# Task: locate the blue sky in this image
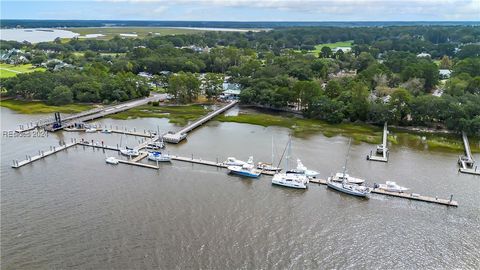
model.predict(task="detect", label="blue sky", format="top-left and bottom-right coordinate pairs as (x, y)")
top-left (2, 0), bottom-right (480, 21)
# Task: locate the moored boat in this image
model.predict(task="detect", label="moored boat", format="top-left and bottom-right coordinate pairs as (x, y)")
top-left (105, 156), bottom-right (119, 165)
top-left (228, 156), bottom-right (261, 178)
top-left (148, 151), bottom-right (171, 162)
top-left (327, 180), bottom-right (371, 197)
top-left (286, 159), bottom-right (319, 178)
top-left (329, 172), bottom-right (365, 184)
top-left (224, 157), bottom-right (247, 166)
top-left (120, 147), bottom-right (139, 157)
top-left (85, 127), bottom-right (97, 133)
top-left (271, 137), bottom-right (309, 189)
top-left (375, 181), bottom-right (409, 193)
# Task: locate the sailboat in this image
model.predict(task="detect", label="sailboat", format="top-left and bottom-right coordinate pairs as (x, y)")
top-left (327, 139), bottom-right (371, 197)
top-left (271, 136), bottom-right (309, 189)
top-left (228, 156), bottom-right (262, 178)
top-left (257, 136), bottom-right (281, 172)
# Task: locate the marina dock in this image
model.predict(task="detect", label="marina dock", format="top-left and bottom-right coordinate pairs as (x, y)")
top-left (367, 122), bottom-right (389, 162)
top-left (10, 139), bottom-right (459, 207)
top-left (15, 93), bottom-right (166, 133)
top-left (458, 131), bottom-right (479, 175)
top-left (309, 179), bottom-right (458, 207)
top-left (11, 141), bottom-right (79, 168)
top-left (163, 100), bottom-right (239, 144)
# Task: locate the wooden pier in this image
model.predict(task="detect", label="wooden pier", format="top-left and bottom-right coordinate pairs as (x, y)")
top-left (367, 122), bottom-right (389, 162)
top-left (11, 141), bottom-right (79, 168)
top-left (309, 179), bottom-right (458, 207)
top-left (163, 100), bottom-right (239, 144)
top-left (15, 93), bottom-right (166, 133)
top-left (458, 131), bottom-right (479, 175)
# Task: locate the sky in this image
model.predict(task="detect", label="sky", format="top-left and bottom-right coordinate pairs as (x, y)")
top-left (1, 0), bottom-right (480, 21)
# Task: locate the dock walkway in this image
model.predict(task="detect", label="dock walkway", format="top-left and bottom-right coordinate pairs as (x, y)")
top-left (163, 100), bottom-right (239, 143)
top-left (11, 141), bottom-right (78, 168)
top-left (367, 122), bottom-right (389, 162)
top-left (458, 131), bottom-right (479, 175)
top-left (309, 179), bottom-right (458, 207)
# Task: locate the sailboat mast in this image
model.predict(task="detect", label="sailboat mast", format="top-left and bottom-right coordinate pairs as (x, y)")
top-left (286, 136), bottom-right (291, 171)
top-left (271, 136), bottom-right (274, 165)
top-left (342, 139), bottom-right (352, 178)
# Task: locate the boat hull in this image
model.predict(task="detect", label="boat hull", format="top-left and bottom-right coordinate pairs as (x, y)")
top-left (228, 167), bottom-right (261, 178)
top-left (327, 181), bottom-right (369, 197)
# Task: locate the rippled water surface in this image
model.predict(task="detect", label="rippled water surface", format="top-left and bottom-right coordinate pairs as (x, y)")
top-left (1, 107), bottom-right (479, 269)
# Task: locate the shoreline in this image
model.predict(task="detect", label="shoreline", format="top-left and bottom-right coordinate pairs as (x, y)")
top-left (2, 99), bottom-right (478, 153)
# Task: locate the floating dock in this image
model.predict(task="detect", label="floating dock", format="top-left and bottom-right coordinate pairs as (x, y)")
top-left (309, 179), bottom-right (458, 207)
top-left (367, 122), bottom-right (389, 162)
top-left (163, 100), bottom-right (239, 144)
top-left (11, 141), bottom-right (79, 168)
top-left (458, 131), bottom-right (479, 175)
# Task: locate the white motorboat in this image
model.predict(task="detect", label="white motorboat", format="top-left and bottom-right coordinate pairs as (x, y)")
top-left (286, 159), bottom-right (319, 178)
top-left (228, 159), bottom-right (261, 178)
top-left (376, 144), bottom-right (388, 154)
top-left (105, 156), bottom-right (119, 165)
top-left (148, 151), bottom-right (171, 162)
top-left (224, 157), bottom-right (247, 166)
top-left (375, 181), bottom-right (409, 193)
top-left (271, 137), bottom-right (309, 189)
top-left (85, 128), bottom-right (97, 133)
top-left (120, 147), bottom-right (139, 157)
top-left (101, 129), bottom-right (112, 134)
top-left (146, 140), bottom-right (165, 150)
top-left (329, 172), bottom-right (365, 184)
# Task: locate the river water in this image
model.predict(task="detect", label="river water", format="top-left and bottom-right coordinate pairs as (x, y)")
top-left (1, 107), bottom-right (479, 269)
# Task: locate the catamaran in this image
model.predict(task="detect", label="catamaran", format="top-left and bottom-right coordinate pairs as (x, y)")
top-left (271, 137), bottom-right (309, 189)
top-left (148, 151), bottom-right (171, 162)
top-left (228, 156), bottom-right (261, 178)
top-left (327, 139), bottom-right (371, 197)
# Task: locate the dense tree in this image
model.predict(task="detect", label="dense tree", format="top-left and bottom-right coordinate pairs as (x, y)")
top-left (47, 85), bottom-right (73, 105)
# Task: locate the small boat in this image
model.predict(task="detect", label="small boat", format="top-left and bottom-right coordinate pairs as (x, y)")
top-left (85, 128), bottom-right (97, 133)
top-left (286, 159), bottom-right (319, 178)
top-left (148, 151), bottom-right (171, 162)
top-left (257, 136), bottom-right (281, 172)
top-left (327, 180), bottom-right (371, 197)
top-left (271, 137), bottom-right (309, 189)
top-left (376, 145), bottom-right (388, 154)
top-left (228, 163), bottom-right (261, 178)
top-left (375, 181), bottom-right (409, 193)
top-left (224, 157), bottom-right (247, 166)
top-left (257, 162), bottom-right (281, 172)
top-left (101, 129), bottom-right (112, 134)
top-left (329, 172), bottom-right (365, 184)
top-left (120, 147), bottom-right (139, 157)
top-left (146, 140), bottom-right (165, 150)
top-left (105, 156), bottom-right (119, 165)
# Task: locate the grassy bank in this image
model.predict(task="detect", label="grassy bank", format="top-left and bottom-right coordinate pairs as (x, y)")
top-left (68, 27), bottom-right (207, 40)
top-left (216, 112), bottom-right (480, 153)
top-left (0, 99), bottom-right (94, 114)
top-left (106, 103), bottom-right (212, 126)
top-left (0, 63), bottom-right (45, 78)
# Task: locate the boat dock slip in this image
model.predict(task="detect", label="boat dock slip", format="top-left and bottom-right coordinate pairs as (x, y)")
top-left (118, 160), bottom-right (159, 170)
top-left (367, 122), bottom-right (389, 162)
top-left (458, 131), bottom-right (480, 175)
top-left (309, 179), bottom-right (458, 207)
top-left (11, 141), bottom-right (79, 168)
top-left (170, 155), bottom-right (277, 176)
top-left (131, 152), bottom-right (148, 162)
top-left (163, 100), bottom-right (239, 144)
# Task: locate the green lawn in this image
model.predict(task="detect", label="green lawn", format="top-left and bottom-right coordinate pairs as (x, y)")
top-left (68, 27), bottom-right (207, 40)
top-left (310, 41), bottom-right (353, 54)
top-left (0, 99), bottom-right (94, 114)
top-left (0, 63), bottom-right (45, 78)
top-left (215, 112), bottom-right (479, 153)
top-left (107, 103), bottom-right (212, 126)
